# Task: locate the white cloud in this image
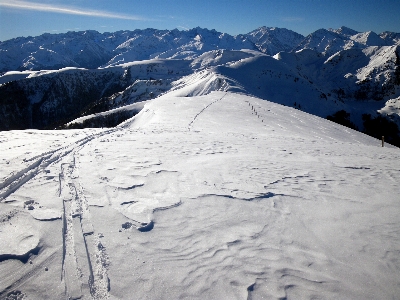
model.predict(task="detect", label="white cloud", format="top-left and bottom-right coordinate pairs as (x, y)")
top-left (0, 0), bottom-right (147, 21)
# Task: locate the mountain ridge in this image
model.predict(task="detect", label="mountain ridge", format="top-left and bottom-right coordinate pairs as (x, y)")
top-left (1, 26), bottom-right (400, 146)
top-left (2, 26), bottom-right (399, 72)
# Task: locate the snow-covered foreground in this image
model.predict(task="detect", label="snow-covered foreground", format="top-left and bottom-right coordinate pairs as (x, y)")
top-left (1, 92), bottom-right (400, 299)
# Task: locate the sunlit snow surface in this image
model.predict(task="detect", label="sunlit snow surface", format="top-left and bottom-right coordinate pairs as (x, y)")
top-left (1, 92), bottom-right (400, 299)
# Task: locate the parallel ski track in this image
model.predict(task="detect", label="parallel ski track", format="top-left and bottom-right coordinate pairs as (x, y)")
top-left (0, 128), bottom-right (117, 299)
top-left (0, 128), bottom-right (118, 201)
top-left (60, 151), bottom-right (110, 299)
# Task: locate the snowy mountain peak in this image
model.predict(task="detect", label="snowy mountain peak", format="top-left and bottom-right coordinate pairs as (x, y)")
top-left (294, 28), bottom-right (344, 54)
top-left (329, 26), bottom-right (359, 37)
top-left (246, 26), bottom-right (304, 55)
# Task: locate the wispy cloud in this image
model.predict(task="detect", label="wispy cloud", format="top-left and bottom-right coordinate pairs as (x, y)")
top-left (0, 0), bottom-right (147, 21)
top-left (177, 26), bottom-right (189, 31)
top-left (282, 17), bottom-right (305, 22)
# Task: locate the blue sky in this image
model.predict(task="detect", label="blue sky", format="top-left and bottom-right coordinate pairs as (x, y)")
top-left (0, 0), bottom-right (399, 41)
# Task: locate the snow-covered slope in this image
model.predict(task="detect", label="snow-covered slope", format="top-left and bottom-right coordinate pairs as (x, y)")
top-left (350, 31), bottom-right (388, 47)
top-left (294, 28), bottom-right (349, 55)
top-left (276, 45), bottom-right (400, 100)
top-left (190, 49), bottom-right (259, 70)
top-left (1, 92), bottom-right (399, 299)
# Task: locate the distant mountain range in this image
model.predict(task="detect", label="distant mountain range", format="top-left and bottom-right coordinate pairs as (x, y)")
top-left (0, 26), bottom-right (399, 145)
top-left (1, 26), bottom-right (399, 72)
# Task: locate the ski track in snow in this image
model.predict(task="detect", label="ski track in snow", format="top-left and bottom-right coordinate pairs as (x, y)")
top-left (1, 128), bottom-right (118, 299)
top-left (60, 151), bottom-right (110, 299)
top-left (1, 92), bottom-right (400, 299)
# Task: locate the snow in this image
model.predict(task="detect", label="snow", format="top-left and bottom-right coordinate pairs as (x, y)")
top-left (356, 46), bottom-right (399, 83)
top-left (1, 91), bottom-right (400, 299)
top-left (378, 96), bottom-right (400, 127)
top-left (66, 100), bottom-right (149, 127)
top-left (190, 49), bottom-right (258, 70)
top-left (0, 209), bottom-right (39, 257)
top-left (0, 71), bottom-right (35, 85)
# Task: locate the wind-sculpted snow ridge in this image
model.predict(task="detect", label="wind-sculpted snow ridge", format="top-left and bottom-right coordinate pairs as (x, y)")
top-left (1, 92), bottom-right (400, 299)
